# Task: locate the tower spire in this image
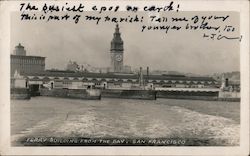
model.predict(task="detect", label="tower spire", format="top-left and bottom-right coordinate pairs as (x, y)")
top-left (115, 24), bottom-right (119, 33)
top-left (111, 24), bottom-right (123, 51)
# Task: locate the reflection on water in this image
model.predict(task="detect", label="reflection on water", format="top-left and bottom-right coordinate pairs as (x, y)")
top-left (11, 97), bottom-right (240, 145)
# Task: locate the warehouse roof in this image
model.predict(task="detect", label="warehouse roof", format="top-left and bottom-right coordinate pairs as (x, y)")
top-left (21, 70), bottom-right (216, 82)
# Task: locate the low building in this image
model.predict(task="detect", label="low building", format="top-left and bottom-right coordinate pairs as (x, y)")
top-left (19, 70), bottom-right (219, 93)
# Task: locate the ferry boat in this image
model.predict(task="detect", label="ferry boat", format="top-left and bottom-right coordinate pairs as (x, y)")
top-left (40, 82), bottom-right (101, 100)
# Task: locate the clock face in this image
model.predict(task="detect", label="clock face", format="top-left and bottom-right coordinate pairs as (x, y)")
top-left (115, 54), bottom-right (122, 62)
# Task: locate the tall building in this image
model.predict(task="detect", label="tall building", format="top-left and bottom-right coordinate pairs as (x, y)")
top-left (11, 43), bottom-right (45, 76)
top-left (110, 24), bottom-right (124, 73)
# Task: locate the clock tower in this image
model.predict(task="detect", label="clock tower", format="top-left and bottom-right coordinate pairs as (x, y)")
top-left (110, 24), bottom-right (124, 73)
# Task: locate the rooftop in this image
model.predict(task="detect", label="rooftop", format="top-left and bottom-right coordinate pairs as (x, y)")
top-left (11, 54), bottom-right (46, 59)
top-left (21, 70), bottom-right (217, 82)
top-left (15, 43), bottom-right (24, 48)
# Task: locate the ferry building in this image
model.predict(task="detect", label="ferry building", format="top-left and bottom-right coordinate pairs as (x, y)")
top-left (11, 25), bottom-right (222, 97)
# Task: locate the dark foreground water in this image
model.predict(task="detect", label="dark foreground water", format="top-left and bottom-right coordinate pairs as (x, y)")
top-left (11, 97), bottom-right (240, 146)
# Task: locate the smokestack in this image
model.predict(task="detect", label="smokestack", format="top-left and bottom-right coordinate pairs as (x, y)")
top-left (225, 78), bottom-right (229, 87)
top-left (139, 67), bottom-right (143, 86)
top-left (147, 66), bottom-right (149, 76)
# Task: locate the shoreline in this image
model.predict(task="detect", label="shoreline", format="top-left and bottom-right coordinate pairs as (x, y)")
top-left (11, 88), bottom-right (240, 102)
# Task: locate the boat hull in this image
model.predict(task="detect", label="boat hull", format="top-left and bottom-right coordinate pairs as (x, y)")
top-left (40, 88), bottom-right (101, 100)
top-left (11, 88), bottom-right (31, 100)
top-left (156, 90), bottom-right (219, 101)
top-left (102, 89), bottom-right (156, 100)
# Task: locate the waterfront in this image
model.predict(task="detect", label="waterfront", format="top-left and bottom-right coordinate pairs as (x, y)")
top-left (11, 97), bottom-right (240, 146)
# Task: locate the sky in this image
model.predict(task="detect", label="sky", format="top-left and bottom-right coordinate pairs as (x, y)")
top-left (11, 11), bottom-right (240, 75)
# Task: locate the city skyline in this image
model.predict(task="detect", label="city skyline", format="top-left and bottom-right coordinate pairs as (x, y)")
top-left (11, 11), bottom-right (240, 75)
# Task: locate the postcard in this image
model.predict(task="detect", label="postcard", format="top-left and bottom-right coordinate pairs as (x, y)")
top-left (0, 0), bottom-right (249, 155)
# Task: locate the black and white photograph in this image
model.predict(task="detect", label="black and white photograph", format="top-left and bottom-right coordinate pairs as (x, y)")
top-left (0, 0), bottom-right (249, 155)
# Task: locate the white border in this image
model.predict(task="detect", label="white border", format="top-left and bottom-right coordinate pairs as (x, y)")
top-left (0, 1), bottom-right (249, 155)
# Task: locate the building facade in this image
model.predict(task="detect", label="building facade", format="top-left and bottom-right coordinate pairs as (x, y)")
top-left (110, 24), bottom-right (124, 73)
top-left (22, 70), bottom-right (220, 91)
top-left (11, 43), bottom-right (45, 76)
